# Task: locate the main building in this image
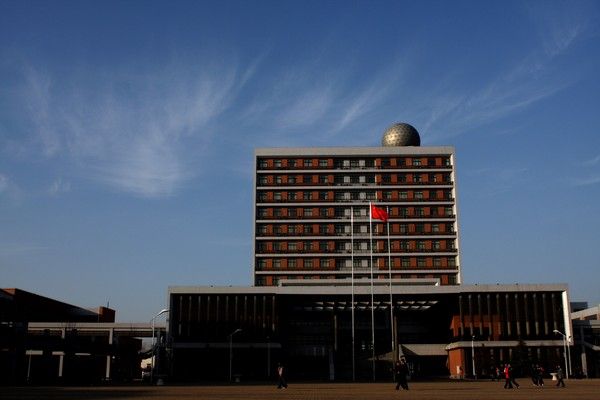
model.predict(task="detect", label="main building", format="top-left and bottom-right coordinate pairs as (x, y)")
top-left (253, 123), bottom-right (459, 287)
top-left (167, 123), bottom-right (572, 382)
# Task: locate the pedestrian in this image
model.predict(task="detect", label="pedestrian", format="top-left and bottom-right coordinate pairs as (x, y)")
top-left (531, 364), bottom-right (539, 386)
top-left (555, 365), bottom-right (565, 388)
top-left (509, 364), bottom-right (520, 388)
top-left (503, 364), bottom-right (513, 389)
top-left (276, 362), bottom-right (287, 389)
top-left (395, 358), bottom-right (409, 390)
top-left (537, 365), bottom-right (545, 387)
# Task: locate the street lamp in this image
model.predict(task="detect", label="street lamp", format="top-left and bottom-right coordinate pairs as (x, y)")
top-left (151, 308), bottom-right (169, 384)
top-left (553, 329), bottom-right (569, 379)
top-left (229, 328), bottom-right (242, 382)
top-left (471, 336), bottom-right (476, 379)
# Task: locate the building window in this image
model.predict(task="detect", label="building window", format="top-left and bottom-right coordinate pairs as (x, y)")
top-left (432, 224), bottom-right (440, 233)
top-left (417, 240), bottom-right (426, 250)
top-left (417, 258), bottom-right (426, 267)
top-left (288, 242), bottom-right (297, 251)
top-left (413, 174), bottom-right (422, 183)
top-left (319, 159), bottom-right (328, 167)
top-left (259, 160), bottom-right (268, 169)
top-left (433, 240), bottom-right (441, 250)
top-left (288, 176), bottom-right (296, 184)
top-left (444, 207), bottom-right (453, 216)
top-left (258, 193), bottom-right (267, 202)
top-left (304, 259), bottom-right (313, 268)
top-left (321, 259), bottom-right (330, 268)
top-left (398, 174), bottom-right (407, 183)
top-left (399, 224), bottom-right (408, 234)
top-left (274, 259), bottom-right (281, 268)
top-left (383, 191), bottom-right (392, 200)
top-left (413, 158), bottom-right (421, 166)
top-left (274, 192), bottom-right (282, 201)
top-left (304, 208), bottom-right (313, 217)
top-left (303, 225), bottom-right (313, 234)
top-left (289, 159), bottom-right (297, 168)
top-left (275, 176), bottom-right (282, 184)
top-left (448, 257), bottom-right (456, 267)
top-left (288, 259), bottom-right (296, 268)
top-left (320, 191), bottom-right (328, 200)
top-left (259, 176), bottom-right (268, 185)
top-left (415, 207), bottom-right (425, 217)
top-left (416, 223), bottom-right (425, 233)
top-left (399, 191), bottom-right (408, 200)
top-left (401, 258), bottom-right (410, 267)
top-left (320, 175), bottom-right (328, 184)
top-left (320, 208), bottom-right (328, 217)
top-left (400, 241), bottom-right (409, 250)
top-left (304, 159), bottom-right (313, 167)
top-left (288, 192), bottom-right (296, 200)
top-left (415, 191), bottom-right (423, 200)
top-left (274, 160), bottom-right (282, 168)
top-left (288, 209), bottom-right (297, 218)
top-left (258, 225), bottom-right (268, 235)
top-left (434, 258), bottom-right (442, 267)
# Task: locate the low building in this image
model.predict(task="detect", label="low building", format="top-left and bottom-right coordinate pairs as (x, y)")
top-left (168, 283), bottom-right (571, 381)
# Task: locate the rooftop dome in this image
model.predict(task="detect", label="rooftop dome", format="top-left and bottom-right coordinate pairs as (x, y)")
top-left (381, 123), bottom-right (421, 146)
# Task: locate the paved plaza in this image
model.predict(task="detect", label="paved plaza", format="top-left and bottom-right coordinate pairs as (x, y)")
top-left (2, 380), bottom-right (600, 400)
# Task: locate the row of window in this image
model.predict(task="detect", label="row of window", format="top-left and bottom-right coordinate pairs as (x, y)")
top-left (256, 206), bottom-right (455, 218)
top-left (257, 222), bottom-right (455, 235)
top-left (258, 190), bottom-right (453, 202)
top-left (256, 273), bottom-right (457, 286)
top-left (255, 256), bottom-right (457, 269)
top-left (257, 173), bottom-right (453, 186)
top-left (257, 239), bottom-right (455, 251)
top-left (258, 157), bottom-right (452, 170)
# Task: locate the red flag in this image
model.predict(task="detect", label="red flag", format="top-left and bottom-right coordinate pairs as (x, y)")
top-left (370, 204), bottom-right (389, 222)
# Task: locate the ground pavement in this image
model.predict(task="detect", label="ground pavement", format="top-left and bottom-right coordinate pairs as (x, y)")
top-left (2, 380), bottom-right (599, 400)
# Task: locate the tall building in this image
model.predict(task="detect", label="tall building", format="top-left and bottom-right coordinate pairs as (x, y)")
top-left (253, 123), bottom-right (460, 287)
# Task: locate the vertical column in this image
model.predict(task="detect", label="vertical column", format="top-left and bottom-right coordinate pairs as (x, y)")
top-left (468, 294), bottom-right (474, 337)
top-left (106, 328), bottom-right (113, 381)
top-left (533, 294), bottom-right (540, 335)
top-left (59, 328), bottom-right (66, 379)
top-left (486, 294), bottom-right (493, 339)
top-left (505, 294), bottom-right (511, 337)
top-left (524, 294), bottom-right (530, 337)
top-left (458, 295), bottom-right (464, 338)
top-left (477, 294), bottom-right (483, 336)
top-left (496, 294), bottom-right (502, 338)
top-left (551, 293), bottom-right (558, 332)
top-left (542, 294), bottom-right (549, 335)
top-left (514, 294), bottom-right (521, 337)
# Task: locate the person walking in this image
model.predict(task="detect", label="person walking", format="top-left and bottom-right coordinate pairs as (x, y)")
top-left (503, 364), bottom-right (513, 389)
top-left (509, 364), bottom-right (520, 388)
top-left (395, 358), bottom-right (409, 390)
top-left (537, 365), bottom-right (545, 387)
top-left (276, 362), bottom-right (287, 389)
top-left (555, 365), bottom-right (565, 388)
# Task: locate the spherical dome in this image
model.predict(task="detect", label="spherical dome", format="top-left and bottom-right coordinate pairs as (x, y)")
top-left (381, 123), bottom-right (421, 146)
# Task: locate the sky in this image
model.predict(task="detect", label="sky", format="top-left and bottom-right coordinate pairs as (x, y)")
top-left (1, 0), bottom-right (599, 322)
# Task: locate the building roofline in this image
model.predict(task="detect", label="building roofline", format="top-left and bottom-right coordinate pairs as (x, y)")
top-left (255, 146), bottom-right (454, 156)
top-left (168, 283), bottom-right (568, 296)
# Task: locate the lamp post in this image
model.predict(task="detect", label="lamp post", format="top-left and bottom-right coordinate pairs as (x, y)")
top-left (553, 329), bottom-right (569, 379)
top-left (471, 335), bottom-right (476, 379)
top-left (229, 328), bottom-right (242, 382)
top-left (151, 308), bottom-right (169, 384)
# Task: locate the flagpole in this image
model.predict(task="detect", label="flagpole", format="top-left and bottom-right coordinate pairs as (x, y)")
top-left (387, 206), bottom-right (394, 362)
top-left (351, 206), bottom-right (355, 382)
top-left (369, 201), bottom-right (375, 381)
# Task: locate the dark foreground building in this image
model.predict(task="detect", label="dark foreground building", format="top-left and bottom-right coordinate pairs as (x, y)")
top-left (0, 288), bottom-right (162, 384)
top-left (168, 285), bottom-right (572, 381)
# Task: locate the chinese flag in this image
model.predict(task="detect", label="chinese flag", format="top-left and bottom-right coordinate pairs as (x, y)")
top-left (371, 204), bottom-right (389, 222)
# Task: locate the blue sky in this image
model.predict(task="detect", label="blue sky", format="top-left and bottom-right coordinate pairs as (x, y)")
top-left (1, 0), bottom-right (599, 321)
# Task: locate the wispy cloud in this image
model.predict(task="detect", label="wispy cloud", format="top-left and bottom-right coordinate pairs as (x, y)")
top-left (422, 10), bottom-right (588, 141)
top-left (571, 175), bottom-right (600, 187)
top-left (17, 58), bottom-right (258, 198)
top-left (48, 178), bottom-right (71, 196)
top-left (581, 154), bottom-right (600, 166)
top-left (0, 243), bottom-right (50, 255)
